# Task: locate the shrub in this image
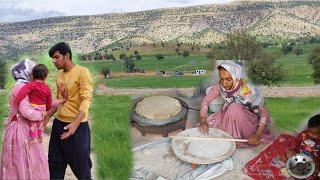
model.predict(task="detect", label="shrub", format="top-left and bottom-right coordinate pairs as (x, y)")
top-left (182, 51), bottom-right (190, 57)
top-left (101, 66), bottom-right (111, 79)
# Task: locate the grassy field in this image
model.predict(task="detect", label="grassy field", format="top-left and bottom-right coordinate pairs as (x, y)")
top-left (91, 95), bottom-right (132, 179)
top-left (2, 42), bottom-right (319, 89)
top-left (275, 53), bottom-right (314, 86)
top-left (266, 97), bottom-right (320, 131)
top-left (80, 54), bottom-right (209, 73)
top-left (104, 75), bottom-right (208, 88)
top-left (0, 91), bottom-right (8, 145)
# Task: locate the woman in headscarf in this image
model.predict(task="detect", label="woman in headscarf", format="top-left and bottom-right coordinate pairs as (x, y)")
top-left (0, 59), bottom-right (49, 179)
top-left (199, 61), bottom-right (273, 147)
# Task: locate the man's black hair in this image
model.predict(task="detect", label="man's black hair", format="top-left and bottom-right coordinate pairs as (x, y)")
top-left (32, 64), bottom-right (48, 80)
top-left (308, 114), bottom-right (320, 129)
top-left (48, 42), bottom-right (72, 60)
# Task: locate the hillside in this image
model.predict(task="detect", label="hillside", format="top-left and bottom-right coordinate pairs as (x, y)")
top-left (0, 0), bottom-right (320, 57)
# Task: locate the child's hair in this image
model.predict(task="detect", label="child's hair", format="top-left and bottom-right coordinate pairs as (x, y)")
top-left (308, 114), bottom-right (320, 129)
top-left (32, 64), bottom-right (48, 80)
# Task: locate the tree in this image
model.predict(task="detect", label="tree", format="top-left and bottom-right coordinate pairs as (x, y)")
top-left (134, 50), bottom-right (139, 55)
top-left (308, 46), bottom-right (320, 84)
top-left (108, 54), bottom-right (116, 60)
top-left (156, 54), bottom-right (164, 61)
top-left (182, 51), bottom-right (190, 57)
top-left (175, 48), bottom-right (180, 54)
top-left (247, 52), bottom-right (285, 86)
top-left (101, 66), bottom-right (111, 79)
top-left (224, 31), bottom-right (262, 61)
top-left (0, 60), bottom-right (7, 89)
top-left (281, 43), bottom-right (294, 56)
top-left (119, 53), bottom-right (126, 60)
top-left (135, 54), bottom-right (142, 60)
top-left (161, 41), bottom-right (165, 48)
top-left (94, 54), bottom-right (102, 60)
top-left (293, 47), bottom-right (303, 56)
top-left (124, 57), bottom-right (135, 72)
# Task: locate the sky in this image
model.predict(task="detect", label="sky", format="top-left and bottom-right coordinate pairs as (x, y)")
top-left (0, 0), bottom-right (234, 22)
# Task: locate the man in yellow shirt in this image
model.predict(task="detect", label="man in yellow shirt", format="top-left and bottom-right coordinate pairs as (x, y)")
top-left (48, 42), bottom-right (93, 179)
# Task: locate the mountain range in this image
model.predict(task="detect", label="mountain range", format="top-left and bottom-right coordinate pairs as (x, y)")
top-left (0, 0), bottom-right (320, 57)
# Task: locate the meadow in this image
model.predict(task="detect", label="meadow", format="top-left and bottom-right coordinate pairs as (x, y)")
top-left (0, 42), bottom-right (320, 179)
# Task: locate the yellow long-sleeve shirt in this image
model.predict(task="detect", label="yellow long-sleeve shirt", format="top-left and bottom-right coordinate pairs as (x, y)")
top-left (56, 64), bottom-right (93, 122)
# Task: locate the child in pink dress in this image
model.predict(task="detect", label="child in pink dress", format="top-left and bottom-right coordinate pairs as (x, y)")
top-left (14, 64), bottom-right (52, 143)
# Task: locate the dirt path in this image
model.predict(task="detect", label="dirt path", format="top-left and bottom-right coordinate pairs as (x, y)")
top-left (95, 84), bottom-right (320, 97)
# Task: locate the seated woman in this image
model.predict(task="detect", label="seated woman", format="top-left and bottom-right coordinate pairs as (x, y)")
top-left (199, 61), bottom-right (273, 146)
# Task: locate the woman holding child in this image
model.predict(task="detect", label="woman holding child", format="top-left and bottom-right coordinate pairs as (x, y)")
top-left (0, 59), bottom-right (49, 179)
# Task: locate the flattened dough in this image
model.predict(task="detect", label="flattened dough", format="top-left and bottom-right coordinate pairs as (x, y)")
top-left (188, 140), bottom-right (231, 158)
top-left (135, 96), bottom-right (181, 120)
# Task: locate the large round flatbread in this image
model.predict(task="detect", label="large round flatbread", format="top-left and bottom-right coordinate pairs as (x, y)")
top-left (188, 140), bottom-right (232, 158)
top-left (135, 96), bottom-right (181, 120)
top-left (171, 128), bottom-right (236, 164)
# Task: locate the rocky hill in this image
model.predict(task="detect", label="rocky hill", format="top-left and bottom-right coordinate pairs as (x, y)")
top-left (0, 0), bottom-right (320, 57)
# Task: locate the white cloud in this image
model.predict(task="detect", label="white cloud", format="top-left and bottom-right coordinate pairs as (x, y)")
top-left (4, 0), bottom-right (234, 16)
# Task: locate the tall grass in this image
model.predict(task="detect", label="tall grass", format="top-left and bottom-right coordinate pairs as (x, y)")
top-left (91, 95), bottom-right (132, 179)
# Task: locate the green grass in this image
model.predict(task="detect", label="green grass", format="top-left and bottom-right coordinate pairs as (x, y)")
top-left (79, 54), bottom-right (209, 73)
top-left (266, 97), bottom-right (320, 131)
top-left (104, 75), bottom-right (208, 88)
top-left (275, 53), bottom-right (314, 86)
top-left (0, 90), bottom-right (9, 145)
top-left (91, 95), bottom-right (132, 179)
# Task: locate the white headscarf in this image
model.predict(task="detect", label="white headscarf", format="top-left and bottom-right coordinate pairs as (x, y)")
top-left (217, 61), bottom-right (244, 82)
top-left (216, 60), bottom-right (264, 113)
top-left (11, 59), bottom-right (36, 83)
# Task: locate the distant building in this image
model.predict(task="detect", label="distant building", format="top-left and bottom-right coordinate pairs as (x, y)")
top-left (192, 69), bottom-right (206, 75)
top-left (175, 71), bottom-right (184, 76)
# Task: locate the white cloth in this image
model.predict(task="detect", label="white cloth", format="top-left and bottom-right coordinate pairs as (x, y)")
top-left (11, 59), bottom-right (36, 83)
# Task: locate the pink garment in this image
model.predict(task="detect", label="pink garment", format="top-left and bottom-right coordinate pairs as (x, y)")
top-left (28, 105), bottom-right (46, 140)
top-left (0, 82), bottom-right (49, 180)
top-left (28, 120), bottom-right (44, 139)
top-left (200, 84), bottom-right (273, 147)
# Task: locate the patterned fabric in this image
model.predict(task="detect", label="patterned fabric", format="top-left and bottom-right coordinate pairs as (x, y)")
top-left (217, 61), bottom-right (264, 115)
top-left (28, 104), bottom-right (46, 139)
top-left (217, 61), bottom-right (244, 82)
top-left (11, 59), bottom-right (36, 83)
top-left (290, 131), bottom-right (320, 161)
top-left (244, 134), bottom-right (320, 180)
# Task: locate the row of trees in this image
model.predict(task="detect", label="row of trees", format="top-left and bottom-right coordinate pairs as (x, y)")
top-left (281, 43), bottom-right (303, 56)
top-left (79, 53), bottom-right (115, 61)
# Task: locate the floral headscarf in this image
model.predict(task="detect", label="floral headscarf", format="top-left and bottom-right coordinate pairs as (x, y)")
top-left (217, 60), bottom-right (244, 84)
top-left (11, 59), bottom-right (36, 83)
top-left (217, 60), bottom-right (264, 113)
